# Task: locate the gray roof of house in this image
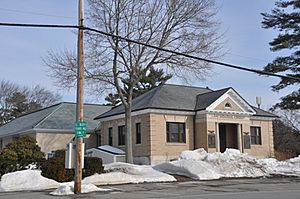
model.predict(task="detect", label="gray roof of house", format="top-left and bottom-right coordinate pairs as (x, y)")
top-left (95, 84), bottom-right (276, 119)
top-left (95, 84), bottom-right (212, 119)
top-left (251, 106), bottom-right (278, 118)
top-left (0, 102), bottom-right (112, 137)
top-left (195, 88), bottom-right (230, 110)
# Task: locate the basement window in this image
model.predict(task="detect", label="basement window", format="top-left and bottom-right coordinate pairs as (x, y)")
top-left (166, 122), bottom-right (186, 143)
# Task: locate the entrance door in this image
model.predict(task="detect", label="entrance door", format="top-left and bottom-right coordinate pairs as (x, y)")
top-left (219, 124), bottom-right (227, 153)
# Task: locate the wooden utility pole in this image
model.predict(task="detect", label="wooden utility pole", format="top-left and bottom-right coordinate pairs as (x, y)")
top-left (74, 0), bottom-right (84, 194)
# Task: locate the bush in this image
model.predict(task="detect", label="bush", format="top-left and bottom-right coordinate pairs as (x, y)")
top-left (40, 150), bottom-right (104, 182)
top-left (0, 136), bottom-right (45, 177)
top-left (84, 157), bottom-right (104, 177)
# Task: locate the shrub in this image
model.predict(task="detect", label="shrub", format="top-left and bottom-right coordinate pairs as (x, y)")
top-left (40, 150), bottom-right (104, 182)
top-left (0, 136), bottom-right (45, 177)
top-left (84, 157), bottom-right (104, 177)
top-left (40, 156), bottom-right (74, 182)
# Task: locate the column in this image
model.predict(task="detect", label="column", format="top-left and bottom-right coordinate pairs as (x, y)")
top-left (237, 124), bottom-right (242, 152)
top-left (215, 122), bottom-right (220, 152)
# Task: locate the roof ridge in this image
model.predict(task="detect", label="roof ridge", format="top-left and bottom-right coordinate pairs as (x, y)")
top-left (34, 103), bottom-right (64, 128)
top-left (164, 83), bottom-right (212, 91)
top-left (60, 101), bottom-right (111, 107)
top-left (195, 87), bottom-right (231, 98)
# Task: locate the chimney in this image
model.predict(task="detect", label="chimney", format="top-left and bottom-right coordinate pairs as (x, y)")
top-left (256, 96), bottom-right (261, 109)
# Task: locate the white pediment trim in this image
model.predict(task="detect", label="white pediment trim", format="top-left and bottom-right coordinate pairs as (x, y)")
top-left (206, 88), bottom-right (256, 115)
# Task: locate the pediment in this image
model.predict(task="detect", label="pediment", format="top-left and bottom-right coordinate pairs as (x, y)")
top-left (206, 88), bottom-right (256, 115)
top-left (214, 97), bottom-right (243, 112)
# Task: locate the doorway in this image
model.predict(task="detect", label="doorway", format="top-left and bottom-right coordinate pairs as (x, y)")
top-left (218, 123), bottom-right (238, 153)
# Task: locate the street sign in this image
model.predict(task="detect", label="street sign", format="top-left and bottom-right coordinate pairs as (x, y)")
top-left (75, 121), bottom-right (87, 138)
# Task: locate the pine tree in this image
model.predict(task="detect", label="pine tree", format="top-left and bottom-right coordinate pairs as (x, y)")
top-left (105, 67), bottom-right (172, 105)
top-left (262, 0), bottom-right (300, 110)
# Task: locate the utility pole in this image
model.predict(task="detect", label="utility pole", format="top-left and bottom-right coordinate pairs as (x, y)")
top-left (74, 0), bottom-right (84, 194)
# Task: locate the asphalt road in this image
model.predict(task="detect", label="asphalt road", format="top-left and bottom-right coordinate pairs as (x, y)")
top-left (0, 177), bottom-right (299, 199)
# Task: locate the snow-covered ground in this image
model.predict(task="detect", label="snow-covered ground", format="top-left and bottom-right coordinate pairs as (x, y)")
top-left (84, 162), bottom-right (176, 185)
top-left (0, 148), bottom-right (299, 195)
top-left (154, 148), bottom-right (300, 180)
top-left (0, 162), bottom-right (175, 195)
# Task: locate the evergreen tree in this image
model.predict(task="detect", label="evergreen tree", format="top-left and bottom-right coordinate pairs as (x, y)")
top-left (105, 67), bottom-right (172, 105)
top-left (0, 136), bottom-right (45, 176)
top-left (262, 0), bottom-right (300, 110)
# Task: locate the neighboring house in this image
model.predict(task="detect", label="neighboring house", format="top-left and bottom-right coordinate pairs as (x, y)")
top-left (0, 102), bottom-right (112, 156)
top-left (95, 84), bottom-right (277, 165)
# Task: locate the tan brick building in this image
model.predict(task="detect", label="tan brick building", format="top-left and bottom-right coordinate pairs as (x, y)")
top-left (95, 84), bottom-right (277, 165)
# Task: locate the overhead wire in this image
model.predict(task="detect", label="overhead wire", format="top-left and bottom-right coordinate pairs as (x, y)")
top-left (0, 22), bottom-right (299, 82)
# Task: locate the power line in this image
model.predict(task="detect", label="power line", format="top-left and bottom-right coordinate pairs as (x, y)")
top-left (0, 22), bottom-right (77, 29)
top-left (83, 26), bottom-right (300, 82)
top-left (0, 22), bottom-right (299, 82)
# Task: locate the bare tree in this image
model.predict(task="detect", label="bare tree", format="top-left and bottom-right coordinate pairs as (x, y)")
top-left (0, 80), bottom-right (61, 125)
top-left (45, 0), bottom-right (222, 163)
top-left (273, 108), bottom-right (300, 133)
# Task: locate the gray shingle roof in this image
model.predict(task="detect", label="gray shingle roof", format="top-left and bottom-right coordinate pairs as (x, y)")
top-left (0, 102), bottom-right (112, 137)
top-left (96, 84), bottom-right (212, 119)
top-left (195, 88), bottom-right (230, 110)
top-left (95, 84), bottom-right (277, 120)
top-left (251, 106), bottom-right (278, 118)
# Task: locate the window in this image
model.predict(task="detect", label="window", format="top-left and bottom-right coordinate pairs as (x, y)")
top-left (108, 127), bottom-right (113, 146)
top-left (136, 123), bottom-right (141, 144)
top-left (250, 126), bottom-right (262, 145)
top-left (166, 122), bottom-right (186, 143)
top-left (97, 134), bottom-right (101, 146)
top-left (118, 125), bottom-right (126, 146)
top-left (225, 102), bottom-right (232, 109)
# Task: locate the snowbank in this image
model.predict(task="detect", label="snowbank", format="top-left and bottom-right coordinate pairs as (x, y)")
top-left (84, 162), bottom-right (176, 185)
top-left (257, 156), bottom-right (300, 176)
top-left (0, 162), bottom-right (175, 194)
top-left (50, 183), bottom-right (110, 195)
top-left (0, 170), bottom-right (59, 192)
top-left (1, 150), bottom-right (300, 194)
top-left (154, 149), bottom-right (269, 180)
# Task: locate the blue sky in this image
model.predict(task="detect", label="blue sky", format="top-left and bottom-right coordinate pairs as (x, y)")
top-left (0, 0), bottom-right (295, 109)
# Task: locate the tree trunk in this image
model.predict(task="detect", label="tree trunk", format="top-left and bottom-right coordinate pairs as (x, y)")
top-left (125, 105), bottom-right (133, 163)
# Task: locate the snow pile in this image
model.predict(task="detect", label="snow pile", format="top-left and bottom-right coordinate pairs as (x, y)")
top-left (50, 183), bottom-right (110, 196)
top-left (257, 156), bottom-right (300, 176)
top-left (0, 170), bottom-right (59, 192)
top-left (84, 162), bottom-right (176, 185)
top-left (154, 148), bottom-right (268, 180)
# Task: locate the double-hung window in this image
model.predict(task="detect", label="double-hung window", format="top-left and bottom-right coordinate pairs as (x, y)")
top-left (108, 127), bottom-right (113, 146)
top-left (166, 122), bottom-right (186, 143)
top-left (250, 126), bottom-right (262, 145)
top-left (136, 123), bottom-right (141, 144)
top-left (118, 125), bottom-right (126, 146)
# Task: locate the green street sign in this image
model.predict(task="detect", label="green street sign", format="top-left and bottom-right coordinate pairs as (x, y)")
top-left (75, 121), bottom-right (87, 138)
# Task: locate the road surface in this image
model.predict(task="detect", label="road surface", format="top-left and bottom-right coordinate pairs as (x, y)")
top-left (0, 177), bottom-right (299, 199)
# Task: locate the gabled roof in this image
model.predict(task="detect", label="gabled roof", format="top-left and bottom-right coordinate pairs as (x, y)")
top-left (95, 84), bottom-right (277, 120)
top-left (195, 87), bottom-right (230, 111)
top-left (0, 102), bottom-right (112, 138)
top-left (95, 84), bottom-right (212, 119)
